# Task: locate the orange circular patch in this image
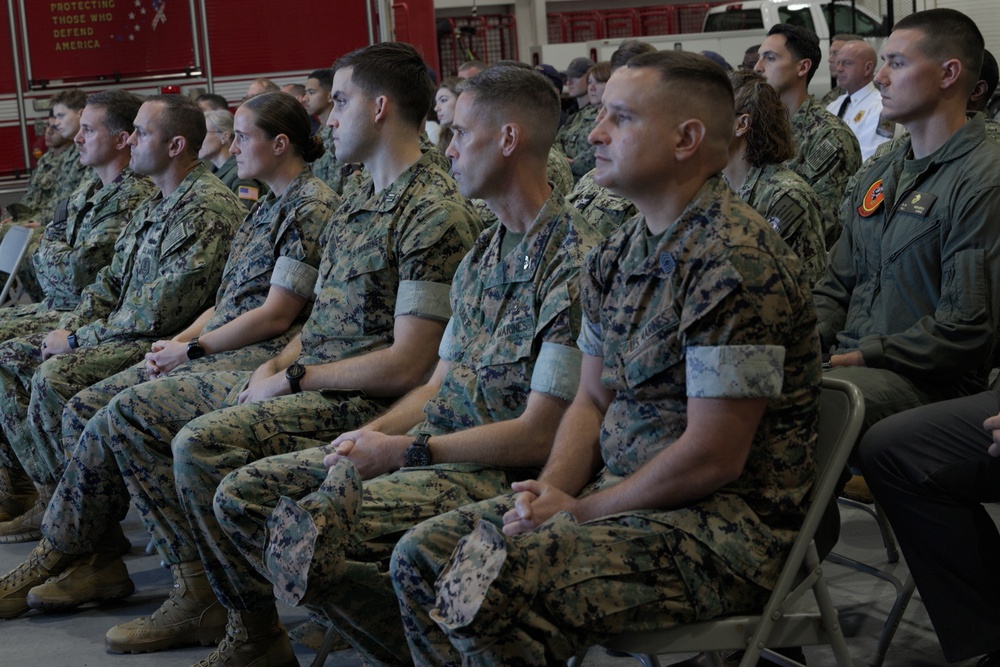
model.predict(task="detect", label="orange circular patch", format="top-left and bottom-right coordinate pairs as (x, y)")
top-left (858, 179), bottom-right (884, 218)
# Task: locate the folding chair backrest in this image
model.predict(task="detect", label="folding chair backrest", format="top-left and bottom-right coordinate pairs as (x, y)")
top-left (0, 225), bottom-right (33, 307)
top-left (747, 375), bottom-right (866, 637)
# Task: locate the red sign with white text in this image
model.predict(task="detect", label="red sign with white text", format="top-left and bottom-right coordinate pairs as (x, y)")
top-left (24, 0), bottom-right (196, 85)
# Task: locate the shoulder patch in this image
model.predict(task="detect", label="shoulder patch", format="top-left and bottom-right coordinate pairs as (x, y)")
top-left (238, 185), bottom-right (260, 201)
top-left (769, 194), bottom-right (806, 233)
top-left (806, 139), bottom-right (837, 172)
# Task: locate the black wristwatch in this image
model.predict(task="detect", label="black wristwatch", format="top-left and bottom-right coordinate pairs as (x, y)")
top-left (285, 363), bottom-right (306, 394)
top-left (404, 432), bottom-right (432, 467)
top-left (186, 337), bottom-right (206, 360)
top-left (67, 331), bottom-right (78, 349)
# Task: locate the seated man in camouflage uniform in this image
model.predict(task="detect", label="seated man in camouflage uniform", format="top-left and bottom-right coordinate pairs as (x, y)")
top-left (0, 90), bottom-right (156, 523)
top-left (211, 64), bottom-right (601, 666)
top-left (3, 89), bottom-right (93, 227)
top-left (1, 112), bottom-right (69, 222)
top-left (755, 24), bottom-right (861, 248)
top-left (2, 89), bottom-right (98, 300)
top-left (390, 50), bottom-right (821, 666)
top-left (0, 94), bottom-right (244, 540)
top-left (66, 43), bottom-right (476, 664)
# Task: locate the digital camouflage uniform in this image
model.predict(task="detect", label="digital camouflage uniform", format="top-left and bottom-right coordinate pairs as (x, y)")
top-left (986, 117), bottom-right (1000, 144)
top-left (0, 169), bottom-right (155, 343)
top-left (212, 154), bottom-right (268, 209)
top-left (731, 162), bottom-right (826, 285)
top-left (39, 169), bottom-right (337, 560)
top-left (0, 162), bottom-right (242, 486)
top-left (546, 147), bottom-right (574, 196)
top-left (785, 96), bottom-right (861, 249)
top-left (566, 168), bottom-right (638, 237)
top-left (555, 103), bottom-right (599, 182)
top-left (816, 114), bottom-right (1000, 429)
top-left (92, 151), bottom-right (477, 607)
top-left (391, 175), bottom-right (822, 666)
top-left (212, 190), bottom-right (601, 665)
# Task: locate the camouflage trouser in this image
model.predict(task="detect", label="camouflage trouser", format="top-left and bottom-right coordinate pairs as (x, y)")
top-left (60, 342), bottom-right (285, 453)
top-left (104, 374), bottom-right (386, 607)
top-left (0, 332), bottom-right (146, 484)
top-left (42, 344), bottom-right (287, 555)
top-left (390, 491), bottom-right (770, 667)
top-left (0, 303), bottom-right (62, 342)
top-left (215, 453), bottom-right (517, 665)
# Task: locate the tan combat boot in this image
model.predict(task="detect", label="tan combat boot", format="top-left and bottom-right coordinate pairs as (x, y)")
top-left (27, 521), bottom-right (135, 611)
top-left (0, 466), bottom-right (37, 522)
top-left (0, 537), bottom-right (76, 619)
top-left (0, 481), bottom-right (55, 543)
top-left (105, 560), bottom-right (227, 653)
top-left (192, 606), bottom-right (298, 667)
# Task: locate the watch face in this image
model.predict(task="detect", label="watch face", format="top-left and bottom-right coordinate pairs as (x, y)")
top-left (405, 445), bottom-right (431, 467)
top-left (286, 363), bottom-right (305, 379)
top-left (187, 341), bottom-right (205, 360)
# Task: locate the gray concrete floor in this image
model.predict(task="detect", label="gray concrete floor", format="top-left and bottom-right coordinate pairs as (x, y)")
top-left (0, 502), bottom-right (995, 667)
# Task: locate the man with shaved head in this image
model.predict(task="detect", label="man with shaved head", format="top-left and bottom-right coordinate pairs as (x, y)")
top-left (826, 40), bottom-right (899, 160)
top-left (391, 50), bottom-right (821, 666)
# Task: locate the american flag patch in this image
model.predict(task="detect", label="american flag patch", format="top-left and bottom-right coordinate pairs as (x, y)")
top-left (238, 186), bottom-right (260, 201)
top-left (806, 139), bottom-right (837, 171)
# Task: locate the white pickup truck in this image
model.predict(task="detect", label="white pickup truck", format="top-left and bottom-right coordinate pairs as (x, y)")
top-left (533, 0), bottom-right (887, 96)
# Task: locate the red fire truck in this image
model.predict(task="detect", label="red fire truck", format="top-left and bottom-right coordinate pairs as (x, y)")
top-left (0, 0), bottom-right (438, 195)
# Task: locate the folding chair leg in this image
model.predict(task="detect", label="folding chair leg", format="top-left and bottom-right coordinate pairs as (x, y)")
top-left (827, 552), bottom-right (910, 667)
top-left (310, 626), bottom-right (343, 667)
top-left (631, 653), bottom-right (662, 667)
top-left (867, 573), bottom-right (915, 667)
top-left (809, 552), bottom-right (853, 667)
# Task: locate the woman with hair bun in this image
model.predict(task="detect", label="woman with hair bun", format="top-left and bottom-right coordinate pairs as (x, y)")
top-left (201, 108), bottom-right (269, 208)
top-left (723, 69), bottom-right (826, 285)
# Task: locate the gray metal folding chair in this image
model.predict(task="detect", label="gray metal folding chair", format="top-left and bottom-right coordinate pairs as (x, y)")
top-left (567, 376), bottom-right (865, 667)
top-left (0, 225), bottom-right (33, 307)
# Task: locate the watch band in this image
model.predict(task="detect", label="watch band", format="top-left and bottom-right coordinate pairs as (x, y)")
top-left (404, 432), bottom-right (432, 467)
top-left (186, 337), bottom-right (206, 360)
top-left (285, 363), bottom-right (305, 394)
top-left (67, 331), bottom-right (78, 349)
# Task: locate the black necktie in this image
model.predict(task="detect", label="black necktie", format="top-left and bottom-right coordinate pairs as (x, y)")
top-left (837, 95), bottom-right (852, 119)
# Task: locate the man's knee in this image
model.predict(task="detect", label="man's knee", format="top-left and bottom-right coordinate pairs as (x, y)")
top-left (857, 415), bottom-right (899, 477)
